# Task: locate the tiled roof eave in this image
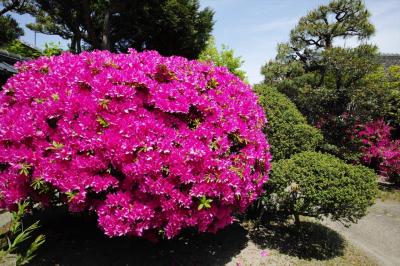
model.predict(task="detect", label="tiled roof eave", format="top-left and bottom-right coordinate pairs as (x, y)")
top-left (0, 62), bottom-right (17, 74)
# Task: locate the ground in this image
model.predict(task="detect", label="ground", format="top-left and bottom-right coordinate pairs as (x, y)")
top-left (3, 189), bottom-right (399, 265)
top-left (26, 208), bottom-right (377, 266)
top-left (323, 200), bottom-right (400, 266)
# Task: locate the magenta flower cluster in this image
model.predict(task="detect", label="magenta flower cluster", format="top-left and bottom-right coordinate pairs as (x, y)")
top-left (356, 119), bottom-right (399, 181)
top-left (0, 50), bottom-right (271, 239)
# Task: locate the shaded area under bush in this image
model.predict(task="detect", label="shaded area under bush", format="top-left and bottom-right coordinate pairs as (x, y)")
top-left (28, 208), bottom-right (248, 266)
top-left (25, 208), bottom-right (350, 265)
top-left (249, 221), bottom-right (345, 260)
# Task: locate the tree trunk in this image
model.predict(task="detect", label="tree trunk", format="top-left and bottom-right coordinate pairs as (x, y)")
top-left (325, 37), bottom-right (332, 49)
top-left (101, 8), bottom-right (111, 50)
top-left (82, 0), bottom-right (101, 49)
top-left (76, 36), bottom-right (82, 53)
top-left (294, 213), bottom-right (301, 228)
top-left (70, 36), bottom-right (76, 53)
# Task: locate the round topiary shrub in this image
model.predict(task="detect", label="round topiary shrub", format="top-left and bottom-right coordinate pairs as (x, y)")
top-left (261, 151), bottom-right (377, 225)
top-left (254, 84), bottom-right (323, 161)
top-left (0, 50), bottom-right (271, 239)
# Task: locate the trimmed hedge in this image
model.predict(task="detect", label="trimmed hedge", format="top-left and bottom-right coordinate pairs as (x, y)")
top-left (262, 151), bottom-right (378, 224)
top-left (254, 84), bottom-right (323, 161)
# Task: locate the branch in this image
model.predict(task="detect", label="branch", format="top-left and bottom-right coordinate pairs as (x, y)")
top-left (335, 10), bottom-right (347, 22)
top-left (298, 36), bottom-right (323, 48)
top-left (0, 0), bottom-right (26, 15)
top-left (292, 47), bottom-right (308, 64)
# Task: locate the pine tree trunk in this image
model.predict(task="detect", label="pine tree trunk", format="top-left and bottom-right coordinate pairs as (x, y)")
top-left (101, 9), bottom-right (111, 50)
top-left (294, 213), bottom-right (300, 227)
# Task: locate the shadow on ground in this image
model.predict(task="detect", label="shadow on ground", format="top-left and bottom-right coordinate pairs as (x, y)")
top-left (28, 209), bottom-right (248, 266)
top-left (249, 221), bottom-right (345, 260)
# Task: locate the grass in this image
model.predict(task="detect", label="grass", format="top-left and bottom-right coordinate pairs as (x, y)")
top-left (377, 187), bottom-right (400, 202)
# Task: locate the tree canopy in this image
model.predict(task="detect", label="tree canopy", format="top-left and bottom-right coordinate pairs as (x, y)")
top-left (261, 0), bottom-right (380, 157)
top-left (198, 37), bottom-right (247, 81)
top-left (0, 14), bottom-right (23, 46)
top-left (24, 0), bottom-right (214, 58)
top-left (1, 0), bottom-right (33, 15)
top-left (287, 0), bottom-right (374, 64)
top-left (0, 0), bottom-right (33, 46)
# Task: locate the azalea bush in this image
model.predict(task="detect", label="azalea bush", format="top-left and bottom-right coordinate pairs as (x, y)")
top-left (0, 50), bottom-right (271, 239)
top-left (355, 119), bottom-right (400, 183)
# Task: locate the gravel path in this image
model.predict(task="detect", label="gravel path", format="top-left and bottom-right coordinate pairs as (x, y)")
top-left (323, 200), bottom-right (400, 266)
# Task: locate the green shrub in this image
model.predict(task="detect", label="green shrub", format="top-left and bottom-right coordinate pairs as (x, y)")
top-left (42, 42), bottom-right (63, 56)
top-left (261, 151), bottom-right (378, 225)
top-left (254, 84), bottom-right (323, 160)
top-left (0, 202), bottom-right (45, 265)
top-left (4, 40), bottom-right (42, 58)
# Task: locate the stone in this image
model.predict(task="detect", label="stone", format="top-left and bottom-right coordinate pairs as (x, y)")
top-left (0, 254), bottom-right (17, 266)
top-left (0, 211), bottom-right (12, 235)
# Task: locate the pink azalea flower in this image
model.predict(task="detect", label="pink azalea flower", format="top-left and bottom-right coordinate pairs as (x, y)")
top-left (355, 119), bottom-right (400, 179)
top-left (0, 50), bottom-right (271, 239)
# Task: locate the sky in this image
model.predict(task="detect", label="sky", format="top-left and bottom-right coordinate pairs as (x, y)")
top-left (11, 0), bottom-right (400, 84)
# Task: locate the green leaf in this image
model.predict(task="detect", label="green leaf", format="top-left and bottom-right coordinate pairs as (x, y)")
top-left (206, 78), bottom-right (219, 90)
top-left (19, 163), bottom-right (31, 176)
top-left (31, 177), bottom-right (50, 195)
top-left (229, 166), bottom-right (244, 179)
top-left (209, 139), bottom-right (218, 151)
top-left (31, 177), bottom-right (45, 191)
top-left (33, 98), bottom-right (45, 104)
top-left (9, 222), bottom-right (40, 253)
top-left (65, 191), bottom-right (77, 202)
top-left (198, 196), bottom-right (213, 210)
top-left (96, 116), bottom-right (109, 128)
top-left (18, 234), bottom-right (45, 265)
top-left (46, 141), bottom-right (64, 151)
top-left (188, 118), bottom-right (201, 129)
top-left (204, 174), bottom-right (211, 183)
top-left (51, 93), bottom-right (59, 101)
top-left (99, 99), bottom-right (110, 109)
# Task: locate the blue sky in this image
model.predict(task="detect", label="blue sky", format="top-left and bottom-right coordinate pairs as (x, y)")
top-left (11, 0), bottom-right (400, 84)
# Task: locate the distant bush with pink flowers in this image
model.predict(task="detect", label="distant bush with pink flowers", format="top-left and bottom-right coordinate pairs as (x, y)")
top-left (0, 50), bottom-right (271, 239)
top-left (355, 119), bottom-right (400, 183)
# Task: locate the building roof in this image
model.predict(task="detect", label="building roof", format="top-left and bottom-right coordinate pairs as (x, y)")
top-left (379, 54), bottom-right (400, 69)
top-left (0, 50), bottom-right (27, 75)
top-left (17, 40), bottom-right (41, 54)
top-left (0, 62), bottom-right (18, 74)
